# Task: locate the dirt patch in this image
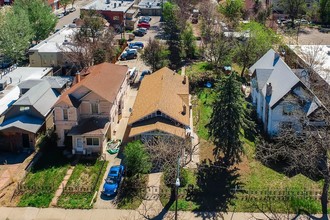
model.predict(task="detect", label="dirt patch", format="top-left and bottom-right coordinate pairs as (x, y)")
top-left (236, 155), bottom-right (250, 175)
top-left (0, 153), bottom-right (35, 206)
top-left (199, 139), bottom-right (215, 162)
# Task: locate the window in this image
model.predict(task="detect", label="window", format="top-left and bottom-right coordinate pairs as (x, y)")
top-left (19, 106), bottom-right (30, 112)
top-left (91, 103), bottom-right (99, 114)
top-left (156, 110), bottom-right (161, 116)
top-left (63, 109), bottom-right (68, 120)
top-left (283, 104), bottom-right (294, 115)
top-left (86, 138), bottom-right (99, 146)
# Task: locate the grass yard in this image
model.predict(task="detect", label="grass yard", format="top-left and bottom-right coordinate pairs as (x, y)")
top-left (160, 169), bottom-right (199, 211)
top-left (193, 88), bottom-right (215, 140)
top-left (18, 149), bottom-right (71, 207)
top-left (171, 84), bottom-right (325, 213)
top-left (117, 175), bottom-right (148, 209)
top-left (57, 159), bottom-right (108, 209)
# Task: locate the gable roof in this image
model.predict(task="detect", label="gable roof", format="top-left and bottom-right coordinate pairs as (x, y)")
top-left (55, 63), bottom-right (128, 106)
top-left (128, 67), bottom-right (190, 126)
top-left (0, 115), bottom-right (44, 133)
top-left (14, 81), bottom-right (60, 116)
top-left (250, 49), bottom-right (301, 108)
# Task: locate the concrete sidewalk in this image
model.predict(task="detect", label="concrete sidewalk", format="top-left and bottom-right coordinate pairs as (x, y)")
top-left (0, 207), bottom-right (321, 220)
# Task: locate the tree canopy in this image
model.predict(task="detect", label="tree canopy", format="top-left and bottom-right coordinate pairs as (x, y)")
top-left (13, 0), bottom-right (57, 42)
top-left (219, 0), bottom-right (244, 27)
top-left (320, 0), bottom-right (330, 24)
top-left (235, 22), bottom-right (280, 77)
top-left (141, 38), bottom-right (169, 72)
top-left (0, 8), bottom-right (33, 62)
top-left (123, 141), bottom-right (151, 177)
top-left (208, 73), bottom-right (253, 165)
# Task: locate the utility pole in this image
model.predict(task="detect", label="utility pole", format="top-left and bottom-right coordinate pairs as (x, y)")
top-left (175, 157), bottom-right (180, 220)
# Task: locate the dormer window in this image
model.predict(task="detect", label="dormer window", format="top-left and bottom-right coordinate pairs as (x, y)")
top-left (19, 106), bottom-right (30, 112)
top-left (156, 110), bottom-right (161, 116)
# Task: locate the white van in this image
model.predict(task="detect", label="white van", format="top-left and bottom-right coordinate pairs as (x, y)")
top-left (128, 67), bottom-right (138, 85)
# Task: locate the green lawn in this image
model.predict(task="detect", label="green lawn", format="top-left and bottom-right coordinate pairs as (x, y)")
top-left (193, 88), bottom-right (215, 140)
top-left (57, 159), bottom-right (108, 209)
top-left (18, 149), bottom-right (71, 207)
top-left (160, 169), bottom-right (199, 211)
top-left (170, 83), bottom-right (325, 213)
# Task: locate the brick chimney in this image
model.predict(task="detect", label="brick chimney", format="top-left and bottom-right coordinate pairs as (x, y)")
top-left (182, 76), bottom-right (187, 85)
top-left (266, 83), bottom-right (272, 96)
top-left (76, 72), bottom-right (81, 83)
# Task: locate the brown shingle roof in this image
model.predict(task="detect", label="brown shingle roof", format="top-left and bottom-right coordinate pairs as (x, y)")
top-left (129, 120), bottom-right (186, 138)
top-left (128, 67), bottom-right (190, 126)
top-left (55, 63), bottom-right (128, 106)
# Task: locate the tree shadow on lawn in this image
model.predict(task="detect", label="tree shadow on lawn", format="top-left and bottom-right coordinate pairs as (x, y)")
top-left (190, 159), bottom-right (242, 219)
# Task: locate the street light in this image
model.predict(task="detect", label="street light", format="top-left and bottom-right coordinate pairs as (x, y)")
top-left (175, 177), bottom-right (180, 220)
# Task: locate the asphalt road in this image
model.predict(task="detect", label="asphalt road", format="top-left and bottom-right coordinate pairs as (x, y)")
top-left (55, 0), bottom-right (95, 29)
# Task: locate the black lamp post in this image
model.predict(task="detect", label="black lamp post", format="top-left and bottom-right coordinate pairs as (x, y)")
top-left (175, 157), bottom-right (181, 220)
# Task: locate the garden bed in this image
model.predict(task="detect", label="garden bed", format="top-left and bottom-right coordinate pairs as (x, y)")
top-left (17, 149), bottom-right (71, 207)
top-left (57, 159), bottom-right (108, 209)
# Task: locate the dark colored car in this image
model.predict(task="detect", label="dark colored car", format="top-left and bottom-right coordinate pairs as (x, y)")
top-left (102, 165), bottom-right (124, 197)
top-left (137, 22), bottom-right (150, 29)
top-left (120, 49), bottom-right (138, 60)
top-left (133, 29), bottom-right (145, 37)
top-left (139, 16), bottom-right (151, 23)
top-left (139, 70), bottom-right (151, 82)
top-left (63, 10), bottom-right (70, 16)
top-left (129, 42), bottom-right (144, 49)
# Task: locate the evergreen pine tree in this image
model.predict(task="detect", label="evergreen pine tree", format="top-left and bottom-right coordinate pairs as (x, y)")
top-left (208, 72), bottom-right (253, 166)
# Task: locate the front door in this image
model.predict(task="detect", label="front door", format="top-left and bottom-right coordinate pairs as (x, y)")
top-left (76, 138), bottom-right (83, 151)
top-left (22, 134), bottom-right (30, 148)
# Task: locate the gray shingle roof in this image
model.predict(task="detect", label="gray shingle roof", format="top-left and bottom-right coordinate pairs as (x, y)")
top-left (250, 49), bottom-right (300, 108)
top-left (14, 81), bottom-right (60, 116)
top-left (255, 69), bottom-right (273, 90)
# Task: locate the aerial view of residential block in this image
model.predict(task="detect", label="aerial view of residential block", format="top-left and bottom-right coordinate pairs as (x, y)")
top-left (0, 0), bottom-right (330, 219)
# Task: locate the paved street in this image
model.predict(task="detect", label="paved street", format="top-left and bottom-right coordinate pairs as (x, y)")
top-left (55, 0), bottom-right (95, 29)
top-left (1, 207), bottom-right (323, 220)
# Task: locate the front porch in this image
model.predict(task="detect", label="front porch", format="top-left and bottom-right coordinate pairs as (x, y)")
top-left (68, 118), bottom-right (110, 155)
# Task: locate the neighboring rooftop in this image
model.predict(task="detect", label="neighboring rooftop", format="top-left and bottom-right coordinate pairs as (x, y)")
top-left (18, 76), bottom-right (72, 91)
top-left (14, 81), bottom-right (60, 117)
top-left (249, 49), bottom-right (301, 108)
top-left (29, 27), bottom-right (78, 53)
top-left (0, 67), bottom-right (52, 115)
top-left (56, 62), bottom-right (129, 107)
top-left (82, 0), bottom-right (134, 12)
top-left (138, 0), bottom-right (164, 9)
top-left (128, 67), bottom-right (190, 126)
top-left (288, 45), bottom-right (330, 85)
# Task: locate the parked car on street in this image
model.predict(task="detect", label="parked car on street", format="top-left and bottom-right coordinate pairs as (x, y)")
top-left (139, 16), bottom-right (151, 23)
top-left (129, 42), bottom-right (144, 50)
top-left (120, 49), bottom-right (138, 60)
top-left (68, 7), bottom-right (76, 12)
top-left (133, 28), bottom-right (147, 37)
top-left (63, 10), bottom-right (70, 16)
top-left (56, 13), bottom-right (64, 19)
top-left (102, 165), bottom-right (124, 197)
top-left (138, 22), bottom-right (150, 29)
top-left (138, 70), bottom-right (151, 82)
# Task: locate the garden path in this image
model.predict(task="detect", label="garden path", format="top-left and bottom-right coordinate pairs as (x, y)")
top-left (137, 172), bottom-right (163, 218)
top-left (49, 166), bottom-right (75, 207)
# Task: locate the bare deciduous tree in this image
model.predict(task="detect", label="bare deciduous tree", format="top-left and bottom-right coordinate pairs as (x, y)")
top-left (59, 11), bottom-right (116, 70)
top-left (257, 119), bottom-right (330, 218)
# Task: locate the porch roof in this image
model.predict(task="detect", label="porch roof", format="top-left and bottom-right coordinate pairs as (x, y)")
top-left (68, 117), bottom-right (109, 136)
top-left (0, 115), bottom-right (43, 133)
top-left (129, 117), bottom-right (186, 138)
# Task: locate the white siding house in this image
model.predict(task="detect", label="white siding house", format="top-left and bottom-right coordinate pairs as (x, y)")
top-left (250, 49), bottom-right (327, 136)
